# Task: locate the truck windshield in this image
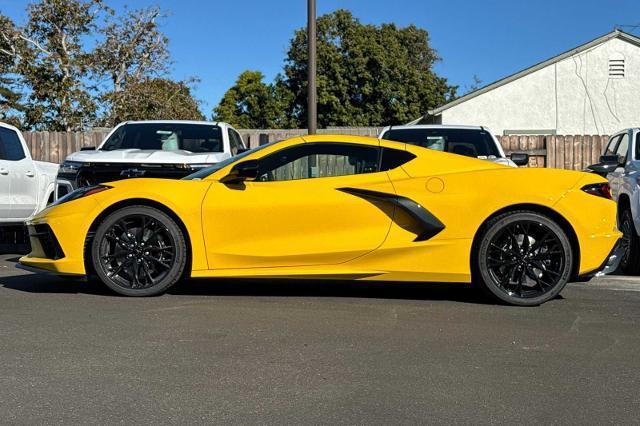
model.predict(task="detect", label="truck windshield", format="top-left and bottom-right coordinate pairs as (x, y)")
top-left (101, 123), bottom-right (224, 153)
top-left (381, 128), bottom-right (501, 158)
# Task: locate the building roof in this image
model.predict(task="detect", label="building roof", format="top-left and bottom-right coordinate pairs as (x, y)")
top-left (416, 29), bottom-right (640, 122)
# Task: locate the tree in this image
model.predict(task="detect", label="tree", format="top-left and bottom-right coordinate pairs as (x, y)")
top-left (94, 6), bottom-right (172, 126)
top-left (0, 15), bottom-right (23, 126)
top-left (103, 77), bottom-right (203, 123)
top-left (282, 9), bottom-right (456, 127)
top-left (0, 1), bottom-right (180, 130)
top-left (213, 70), bottom-right (294, 128)
top-left (0, 0), bottom-right (107, 130)
top-left (463, 75), bottom-right (482, 94)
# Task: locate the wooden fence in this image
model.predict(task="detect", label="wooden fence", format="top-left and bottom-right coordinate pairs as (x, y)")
top-left (20, 129), bottom-right (610, 171)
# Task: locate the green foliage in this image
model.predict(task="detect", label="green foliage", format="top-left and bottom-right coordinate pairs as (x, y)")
top-left (17, 0), bottom-right (105, 130)
top-left (103, 78), bottom-right (203, 123)
top-left (0, 15), bottom-right (23, 125)
top-left (214, 9), bottom-right (456, 128)
top-left (94, 6), bottom-right (173, 126)
top-left (282, 9), bottom-right (456, 127)
top-left (0, 0), bottom-right (201, 130)
top-left (212, 71), bottom-right (294, 129)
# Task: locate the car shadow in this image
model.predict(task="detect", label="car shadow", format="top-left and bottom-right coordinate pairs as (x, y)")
top-left (0, 269), bottom-right (501, 305)
top-left (170, 278), bottom-right (491, 304)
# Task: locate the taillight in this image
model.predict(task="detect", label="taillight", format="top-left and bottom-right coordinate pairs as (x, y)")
top-left (581, 183), bottom-right (612, 199)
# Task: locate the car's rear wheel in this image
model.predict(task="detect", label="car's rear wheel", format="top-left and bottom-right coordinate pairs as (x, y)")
top-left (619, 208), bottom-right (640, 275)
top-left (91, 206), bottom-right (187, 296)
top-left (474, 211), bottom-right (573, 306)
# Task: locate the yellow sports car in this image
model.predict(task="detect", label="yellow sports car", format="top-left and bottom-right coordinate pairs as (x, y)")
top-left (20, 135), bottom-right (622, 306)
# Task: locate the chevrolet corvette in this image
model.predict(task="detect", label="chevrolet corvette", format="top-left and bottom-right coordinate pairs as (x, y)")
top-left (20, 135), bottom-right (622, 305)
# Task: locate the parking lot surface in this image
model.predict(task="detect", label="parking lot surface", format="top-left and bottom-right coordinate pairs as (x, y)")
top-left (0, 254), bottom-right (639, 424)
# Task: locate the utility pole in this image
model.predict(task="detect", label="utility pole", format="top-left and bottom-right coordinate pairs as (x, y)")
top-left (307, 0), bottom-right (317, 134)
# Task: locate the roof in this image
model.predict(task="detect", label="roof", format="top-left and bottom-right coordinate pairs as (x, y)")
top-left (381, 124), bottom-right (484, 132)
top-left (123, 120), bottom-right (223, 126)
top-left (422, 29), bottom-right (640, 119)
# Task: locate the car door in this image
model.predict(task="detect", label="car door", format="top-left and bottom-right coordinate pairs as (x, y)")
top-left (0, 126), bottom-right (38, 218)
top-left (201, 141), bottom-right (395, 269)
top-left (0, 139), bottom-right (11, 219)
top-left (608, 133), bottom-right (628, 200)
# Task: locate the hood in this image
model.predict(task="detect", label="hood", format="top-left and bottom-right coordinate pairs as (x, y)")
top-left (64, 149), bottom-right (228, 164)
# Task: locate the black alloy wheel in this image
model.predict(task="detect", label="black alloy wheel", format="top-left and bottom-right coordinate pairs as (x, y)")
top-left (475, 211), bottom-right (573, 306)
top-left (619, 208), bottom-right (640, 275)
top-left (91, 206), bottom-right (187, 296)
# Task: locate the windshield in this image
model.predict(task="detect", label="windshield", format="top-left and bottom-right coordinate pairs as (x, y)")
top-left (101, 123), bottom-right (224, 152)
top-left (382, 128), bottom-right (501, 158)
top-left (183, 141), bottom-right (280, 180)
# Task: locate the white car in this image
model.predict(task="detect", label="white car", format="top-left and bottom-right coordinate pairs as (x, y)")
top-left (56, 120), bottom-right (247, 199)
top-left (378, 125), bottom-right (528, 167)
top-left (0, 122), bottom-right (57, 223)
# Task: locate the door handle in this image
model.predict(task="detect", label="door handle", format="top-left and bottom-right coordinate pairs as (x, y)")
top-left (0, 168), bottom-right (8, 175)
top-left (25, 171), bottom-right (35, 177)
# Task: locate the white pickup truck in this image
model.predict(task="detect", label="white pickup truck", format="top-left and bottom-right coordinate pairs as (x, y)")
top-left (0, 122), bottom-right (57, 224)
top-left (56, 120), bottom-right (247, 199)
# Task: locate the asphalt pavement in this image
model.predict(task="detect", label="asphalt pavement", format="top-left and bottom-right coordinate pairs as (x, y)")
top-left (0, 254), bottom-right (639, 424)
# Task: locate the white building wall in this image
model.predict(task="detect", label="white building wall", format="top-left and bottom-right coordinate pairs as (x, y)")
top-left (440, 37), bottom-right (640, 135)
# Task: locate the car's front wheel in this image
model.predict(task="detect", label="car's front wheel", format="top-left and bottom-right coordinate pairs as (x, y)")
top-left (474, 211), bottom-right (573, 306)
top-left (91, 205), bottom-right (187, 296)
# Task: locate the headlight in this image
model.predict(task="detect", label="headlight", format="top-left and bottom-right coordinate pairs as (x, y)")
top-left (59, 161), bottom-right (83, 174)
top-left (50, 185), bottom-right (112, 207)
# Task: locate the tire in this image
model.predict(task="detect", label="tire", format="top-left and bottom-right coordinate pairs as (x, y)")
top-left (90, 206), bottom-right (187, 296)
top-left (619, 208), bottom-right (640, 275)
top-left (473, 211), bottom-right (573, 306)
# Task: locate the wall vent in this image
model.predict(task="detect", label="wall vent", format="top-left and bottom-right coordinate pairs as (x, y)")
top-left (609, 54), bottom-right (625, 79)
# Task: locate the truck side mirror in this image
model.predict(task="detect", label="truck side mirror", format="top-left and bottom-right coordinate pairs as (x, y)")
top-left (510, 153), bottom-right (529, 166)
top-left (599, 154), bottom-right (625, 166)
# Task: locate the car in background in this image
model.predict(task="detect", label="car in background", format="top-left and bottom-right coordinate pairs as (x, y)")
top-left (55, 120), bottom-right (247, 199)
top-left (0, 122), bottom-right (57, 223)
top-left (378, 125), bottom-right (529, 167)
top-left (586, 128), bottom-right (640, 274)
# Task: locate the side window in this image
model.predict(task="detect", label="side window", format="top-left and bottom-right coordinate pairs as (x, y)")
top-left (257, 143), bottom-right (379, 182)
top-left (616, 133), bottom-right (629, 159)
top-left (380, 148), bottom-right (416, 171)
top-left (0, 127), bottom-right (26, 161)
top-left (636, 133), bottom-right (640, 160)
top-left (228, 129), bottom-right (245, 156)
top-left (604, 135), bottom-right (621, 156)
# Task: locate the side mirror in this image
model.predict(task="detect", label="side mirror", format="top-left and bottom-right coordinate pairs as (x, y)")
top-left (80, 146), bottom-right (96, 151)
top-left (586, 155), bottom-right (624, 177)
top-left (220, 159), bottom-right (259, 184)
top-left (599, 154), bottom-right (625, 166)
top-left (510, 152), bottom-right (529, 166)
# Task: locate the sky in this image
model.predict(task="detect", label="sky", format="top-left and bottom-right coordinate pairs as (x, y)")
top-left (1, 0), bottom-right (639, 115)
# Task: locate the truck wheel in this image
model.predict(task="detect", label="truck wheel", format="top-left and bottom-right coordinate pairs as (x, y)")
top-left (473, 211), bottom-right (573, 306)
top-left (91, 206), bottom-right (187, 296)
top-left (619, 209), bottom-right (640, 275)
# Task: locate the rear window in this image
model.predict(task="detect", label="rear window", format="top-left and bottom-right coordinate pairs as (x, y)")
top-left (381, 128), bottom-right (501, 158)
top-left (101, 123), bottom-right (223, 153)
